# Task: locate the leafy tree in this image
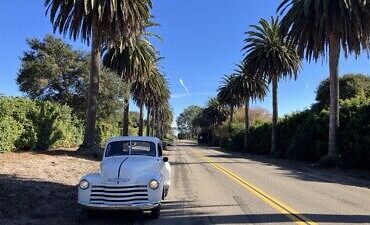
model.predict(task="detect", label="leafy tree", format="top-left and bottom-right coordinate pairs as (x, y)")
top-left (243, 17), bottom-right (300, 154)
top-left (17, 35), bottom-right (125, 120)
top-left (278, 0), bottom-right (370, 159)
top-left (176, 105), bottom-right (202, 139)
top-left (233, 107), bottom-right (272, 127)
top-left (45, 0), bottom-right (152, 149)
top-left (315, 74), bottom-right (370, 108)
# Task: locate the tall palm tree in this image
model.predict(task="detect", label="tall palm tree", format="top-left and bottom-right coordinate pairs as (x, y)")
top-left (278, 0), bottom-right (370, 159)
top-left (141, 66), bottom-right (170, 137)
top-left (231, 62), bottom-right (268, 149)
top-left (243, 18), bottom-right (300, 154)
top-left (45, 0), bottom-right (152, 149)
top-left (131, 79), bottom-right (147, 136)
top-left (102, 37), bottom-right (156, 136)
top-left (198, 98), bottom-right (228, 144)
top-left (217, 74), bottom-right (243, 126)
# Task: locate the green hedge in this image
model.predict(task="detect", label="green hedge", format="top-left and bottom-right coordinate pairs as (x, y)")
top-left (0, 97), bottom-right (83, 152)
top-left (213, 97), bottom-right (370, 169)
top-left (96, 119), bottom-right (121, 147)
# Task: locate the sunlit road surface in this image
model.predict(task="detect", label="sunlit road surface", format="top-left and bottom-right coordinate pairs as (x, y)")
top-left (136, 140), bottom-right (370, 225)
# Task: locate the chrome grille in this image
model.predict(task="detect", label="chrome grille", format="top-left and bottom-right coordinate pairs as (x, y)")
top-left (90, 185), bottom-right (148, 205)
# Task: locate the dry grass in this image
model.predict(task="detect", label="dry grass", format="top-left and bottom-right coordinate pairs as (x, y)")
top-left (0, 150), bottom-right (135, 225)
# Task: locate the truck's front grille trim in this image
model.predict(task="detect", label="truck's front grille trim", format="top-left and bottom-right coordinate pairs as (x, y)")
top-left (90, 185), bottom-right (149, 205)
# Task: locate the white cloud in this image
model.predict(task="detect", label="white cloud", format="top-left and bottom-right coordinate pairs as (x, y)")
top-left (171, 91), bottom-right (215, 99)
top-left (179, 78), bottom-right (189, 94)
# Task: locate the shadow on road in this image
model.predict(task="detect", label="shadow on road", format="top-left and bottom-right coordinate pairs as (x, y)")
top-left (1, 174), bottom-right (369, 224)
top-left (176, 141), bottom-right (370, 190)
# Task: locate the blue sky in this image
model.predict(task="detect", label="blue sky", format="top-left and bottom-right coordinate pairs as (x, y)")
top-left (1, 1), bottom-right (370, 120)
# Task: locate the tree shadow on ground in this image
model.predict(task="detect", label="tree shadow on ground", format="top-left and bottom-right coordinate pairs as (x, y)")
top-left (194, 144), bottom-right (370, 190)
top-left (1, 174), bottom-right (369, 224)
top-left (0, 174), bottom-right (142, 225)
top-left (137, 200), bottom-right (370, 224)
top-left (29, 148), bottom-right (104, 162)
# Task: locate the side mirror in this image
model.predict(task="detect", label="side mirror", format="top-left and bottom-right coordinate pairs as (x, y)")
top-left (163, 157), bottom-right (169, 162)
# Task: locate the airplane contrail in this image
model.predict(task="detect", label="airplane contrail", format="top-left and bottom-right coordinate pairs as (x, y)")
top-left (179, 78), bottom-right (189, 94)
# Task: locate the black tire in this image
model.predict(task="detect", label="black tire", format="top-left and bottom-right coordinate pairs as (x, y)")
top-left (150, 205), bottom-right (160, 219)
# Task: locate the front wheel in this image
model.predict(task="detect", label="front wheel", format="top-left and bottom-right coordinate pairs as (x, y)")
top-left (150, 205), bottom-right (160, 219)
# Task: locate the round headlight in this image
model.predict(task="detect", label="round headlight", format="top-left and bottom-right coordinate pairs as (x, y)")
top-left (149, 179), bottom-right (159, 190)
top-left (79, 180), bottom-right (89, 190)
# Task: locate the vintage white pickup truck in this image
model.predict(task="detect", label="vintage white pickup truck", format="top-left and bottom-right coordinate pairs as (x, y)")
top-left (78, 136), bottom-right (171, 218)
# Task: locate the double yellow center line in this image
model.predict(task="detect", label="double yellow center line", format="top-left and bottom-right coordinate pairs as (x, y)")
top-left (193, 150), bottom-right (318, 225)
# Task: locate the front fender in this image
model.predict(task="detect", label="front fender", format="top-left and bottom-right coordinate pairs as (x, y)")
top-left (135, 172), bottom-right (164, 202)
top-left (78, 173), bottom-right (100, 205)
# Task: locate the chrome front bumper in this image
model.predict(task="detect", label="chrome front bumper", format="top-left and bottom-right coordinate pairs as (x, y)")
top-left (78, 202), bottom-right (160, 211)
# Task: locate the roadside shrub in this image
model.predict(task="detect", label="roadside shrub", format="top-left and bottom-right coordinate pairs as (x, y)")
top-left (0, 97), bottom-right (83, 152)
top-left (247, 123), bottom-right (271, 155)
top-left (0, 116), bottom-right (21, 152)
top-left (338, 97), bottom-right (370, 169)
top-left (96, 119), bottom-right (120, 146)
top-left (36, 101), bottom-right (83, 149)
top-left (214, 96), bottom-right (370, 169)
top-left (0, 97), bottom-right (38, 151)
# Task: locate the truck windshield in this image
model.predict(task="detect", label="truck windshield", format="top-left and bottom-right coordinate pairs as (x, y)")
top-left (105, 140), bottom-right (156, 157)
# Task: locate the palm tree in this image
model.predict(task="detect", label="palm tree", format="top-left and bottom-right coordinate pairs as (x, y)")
top-left (278, 0), bottom-right (370, 159)
top-left (140, 66), bottom-right (170, 137)
top-left (102, 37), bottom-right (156, 136)
top-left (45, 0), bottom-right (152, 149)
top-left (231, 62), bottom-right (268, 149)
top-left (131, 79), bottom-right (147, 136)
top-left (217, 75), bottom-right (243, 126)
top-left (199, 98), bottom-right (229, 144)
top-left (243, 18), bottom-right (300, 154)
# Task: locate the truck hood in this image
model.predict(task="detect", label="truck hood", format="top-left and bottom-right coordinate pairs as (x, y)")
top-left (100, 156), bottom-right (160, 184)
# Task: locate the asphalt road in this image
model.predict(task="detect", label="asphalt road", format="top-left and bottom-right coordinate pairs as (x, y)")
top-left (132, 140), bottom-right (370, 225)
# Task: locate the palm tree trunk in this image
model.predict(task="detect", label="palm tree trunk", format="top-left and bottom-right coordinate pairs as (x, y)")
top-left (146, 106), bottom-right (151, 136)
top-left (244, 97), bottom-right (250, 149)
top-left (151, 108), bottom-right (155, 137)
top-left (122, 81), bottom-right (132, 136)
top-left (122, 96), bottom-right (130, 136)
top-left (229, 105), bottom-right (234, 126)
top-left (138, 103), bottom-right (144, 136)
top-left (271, 76), bottom-right (278, 154)
top-left (81, 21), bottom-right (100, 149)
top-left (328, 33), bottom-right (340, 159)
top-left (156, 111), bottom-right (160, 137)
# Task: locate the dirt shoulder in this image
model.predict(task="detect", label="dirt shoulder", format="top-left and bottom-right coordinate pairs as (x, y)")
top-left (0, 150), bottom-right (101, 225)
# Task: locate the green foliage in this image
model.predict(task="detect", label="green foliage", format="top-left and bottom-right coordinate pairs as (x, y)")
top-left (0, 97), bottom-right (83, 152)
top-left (45, 0), bottom-right (152, 46)
top-left (0, 116), bottom-right (22, 152)
top-left (215, 123), bottom-right (245, 151)
top-left (0, 97), bottom-right (38, 151)
top-left (200, 95), bottom-right (370, 169)
top-left (278, 0), bottom-right (370, 61)
top-left (176, 105), bottom-right (202, 139)
top-left (17, 35), bottom-right (125, 120)
top-left (315, 74), bottom-right (370, 109)
top-left (338, 97), bottom-right (370, 169)
top-left (96, 119), bottom-right (121, 147)
top-left (36, 101), bottom-right (83, 149)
